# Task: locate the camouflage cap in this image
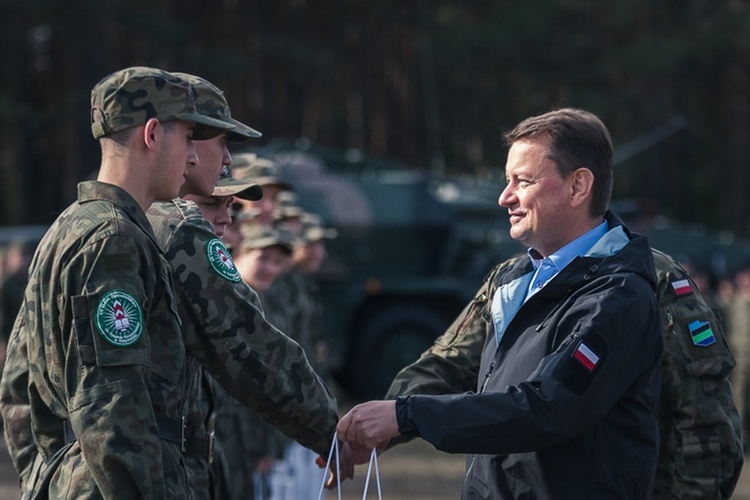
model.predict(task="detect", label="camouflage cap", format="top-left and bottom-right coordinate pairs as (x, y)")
top-left (172, 72), bottom-right (262, 142)
top-left (90, 66), bottom-right (234, 140)
top-left (300, 212), bottom-right (338, 243)
top-left (273, 190), bottom-right (304, 220)
top-left (212, 165), bottom-right (264, 201)
top-left (238, 224), bottom-right (296, 254)
top-left (232, 153), bottom-right (292, 190)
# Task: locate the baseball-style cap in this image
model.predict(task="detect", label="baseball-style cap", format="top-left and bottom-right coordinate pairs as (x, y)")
top-left (300, 212), bottom-right (338, 243)
top-left (238, 224), bottom-right (296, 254)
top-left (172, 72), bottom-right (262, 142)
top-left (273, 190), bottom-right (305, 220)
top-left (232, 153), bottom-right (292, 190)
top-left (90, 66), bottom-right (234, 140)
top-left (212, 165), bottom-right (264, 201)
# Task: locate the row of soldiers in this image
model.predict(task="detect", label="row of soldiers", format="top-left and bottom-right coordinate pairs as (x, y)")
top-left (0, 67), bottom-right (345, 499)
top-left (211, 153), bottom-right (338, 499)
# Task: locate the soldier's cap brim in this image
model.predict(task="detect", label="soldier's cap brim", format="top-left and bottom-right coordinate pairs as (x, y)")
top-left (182, 112), bottom-right (237, 141)
top-left (246, 176), bottom-right (293, 190)
top-left (212, 178), bottom-right (264, 201)
top-left (241, 235), bottom-right (294, 254)
top-left (303, 227), bottom-right (338, 243)
top-left (225, 117), bottom-right (262, 142)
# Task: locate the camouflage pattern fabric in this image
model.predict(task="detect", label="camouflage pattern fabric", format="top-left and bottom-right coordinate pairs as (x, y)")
top-left (90, 66), bottom-right (232, 140)
top-left (650, 249), bottom-right (743, 499)
top-left (212, 277), bottom-right (297, 499)
top-left (171, 72), bottom-right (262, 143)
top-left (212, 267), bottom-right (330, 499)
top-left (146, 199), bottom-right (338, 499)
top-left (386, 249), bottom-right (743, 498)
top-left (263, 269), bottom-right (329, 377)
top-left (0, 181), bottom-right (188, 499)
top-left (0, 265), bottom-right (29, 344)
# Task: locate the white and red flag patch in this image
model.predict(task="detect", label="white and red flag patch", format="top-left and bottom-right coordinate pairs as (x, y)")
top-left (671, 279), bottom-right (693, 297)
top-left (573, 342), bottom-right (600, 372)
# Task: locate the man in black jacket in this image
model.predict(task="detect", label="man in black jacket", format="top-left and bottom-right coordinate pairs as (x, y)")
top-left (336, 108), bottom-right (663, 499)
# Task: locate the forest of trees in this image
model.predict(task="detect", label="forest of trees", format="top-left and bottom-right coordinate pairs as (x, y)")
top-left (2, 1), bottom-right (750, 237)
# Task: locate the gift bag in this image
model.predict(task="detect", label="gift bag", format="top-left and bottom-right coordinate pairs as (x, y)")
top-left (317, 436), bottom-right (382, 500)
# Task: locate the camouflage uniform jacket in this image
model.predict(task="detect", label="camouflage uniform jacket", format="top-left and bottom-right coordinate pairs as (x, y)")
top-left (263, 268), bottom-right (329, 377)
top-left (0, 181), bottom-right (188, 499)
top-left (387, 248), bottom-right (743, 499)
top-left (146, 200), bottom-right (338, 497)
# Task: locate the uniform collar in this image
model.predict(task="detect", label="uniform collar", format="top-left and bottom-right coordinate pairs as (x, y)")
top-left (78, 181), bottom-right (162, 250)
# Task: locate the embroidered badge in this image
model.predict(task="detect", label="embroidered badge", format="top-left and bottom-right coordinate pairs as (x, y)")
top-left (688, 319), bottom-right (716, 347)
top-left (95, 290), bottom-right (143, 347)
top-left (207, 238), bottom-right (241, 282)
top-left (671, 279), bottom-right (693, 297)
top-left (572, 342), bottom-right (600, 372)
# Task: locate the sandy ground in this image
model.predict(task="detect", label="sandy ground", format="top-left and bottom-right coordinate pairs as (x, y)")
top-left (0, 434), bottom-right (466, 500)
top-left (2, 435), bottom-right (750, 499)
top-left (0, 386), bottom-right (746, 499)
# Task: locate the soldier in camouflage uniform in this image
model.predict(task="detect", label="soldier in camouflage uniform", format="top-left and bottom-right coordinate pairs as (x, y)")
top-left (220, 224), bottom-right (301, 499)
top-left (231, 153), bottom-right (292, 227)
top-left (379, 248), bottom-right (743, 498)
top-left (0, 67), bottom-right (236, 498)
top-left (263, 211), bottom-right (338, 499)
top-left (145, 74), bottom-right (341, 499)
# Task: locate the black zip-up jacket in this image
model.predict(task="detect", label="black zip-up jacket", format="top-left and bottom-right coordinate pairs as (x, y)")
top-left (396, 212), bottom-right (663, 499)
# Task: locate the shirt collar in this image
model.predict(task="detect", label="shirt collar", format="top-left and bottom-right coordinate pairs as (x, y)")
top-left (528, 219), bottom-right (609, 272)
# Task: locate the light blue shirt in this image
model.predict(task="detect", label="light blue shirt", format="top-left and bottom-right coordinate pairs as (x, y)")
top-left (526, 220), bottom-right (609, 299)
top-left (490, 219), bottom-right (625, 346)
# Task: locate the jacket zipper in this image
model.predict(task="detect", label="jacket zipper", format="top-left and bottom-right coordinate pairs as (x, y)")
top-left (462, 360), bottom-right (496, 496)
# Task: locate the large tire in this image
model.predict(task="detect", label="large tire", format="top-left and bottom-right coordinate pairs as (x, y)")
top-left (346, 303), bottom-right (450, 400)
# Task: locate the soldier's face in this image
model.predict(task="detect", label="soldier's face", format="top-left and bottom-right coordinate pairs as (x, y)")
top-left (155, 120), bottom-right (196, 201)
top-left (235, 246), bottom-right (290, 291)
top-left (293, 240), bottom-right (326, 274)
top-left (234, 184), bottom-right (282, 225)
top-left (184, 194), bottom-right (234, 237)
top-left (182, 133), bottom-right (231, 197)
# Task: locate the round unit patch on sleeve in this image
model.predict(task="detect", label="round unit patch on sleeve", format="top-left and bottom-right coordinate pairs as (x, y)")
top-left (95, 290), bottom-right (144, 346)
top-left (206, 238), bottom-right (242, 282)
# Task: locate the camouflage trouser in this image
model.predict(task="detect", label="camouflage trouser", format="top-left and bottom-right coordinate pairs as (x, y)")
top-left (214, 393), bottom-right (286, 500)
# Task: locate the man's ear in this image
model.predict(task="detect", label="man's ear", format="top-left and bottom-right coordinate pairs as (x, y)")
top-left (142, 118), bottom-right (161, 151)
top-left (568, 168), bottom-right (594, 208)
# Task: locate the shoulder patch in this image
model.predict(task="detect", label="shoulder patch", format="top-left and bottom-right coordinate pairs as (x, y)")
top-left (670, 279), bottom-right (693, 297)
top-left (206, 238), bottom-right (242, 282)
top-left (573, 341), bottom-right (600, 372)
top-left (688, 319), bottom-right (716, 347)
top-left (95, 290), bottom-right (144, 346)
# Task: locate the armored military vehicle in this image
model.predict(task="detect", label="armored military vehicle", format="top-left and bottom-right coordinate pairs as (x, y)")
top-left (246, 139), bottom-right (524, 399)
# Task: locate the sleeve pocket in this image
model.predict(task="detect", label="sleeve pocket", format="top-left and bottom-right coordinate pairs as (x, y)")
top-left (663, 304), bottom-right (734, 378)
top-left (72, 277), bottom-right (150, 368)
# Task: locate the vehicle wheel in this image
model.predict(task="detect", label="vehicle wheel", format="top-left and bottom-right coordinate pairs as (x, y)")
top-left (346, 303), bottom-right (450, 400)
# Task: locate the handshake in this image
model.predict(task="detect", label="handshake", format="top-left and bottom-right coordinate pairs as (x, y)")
top-left (316, 400), bottom-right (399, 489)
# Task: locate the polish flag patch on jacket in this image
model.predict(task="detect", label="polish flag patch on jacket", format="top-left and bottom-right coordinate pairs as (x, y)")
top-left (671, 279), bottom-right (693, 297)
top-left (572, 341), bottom-right (600, 372)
